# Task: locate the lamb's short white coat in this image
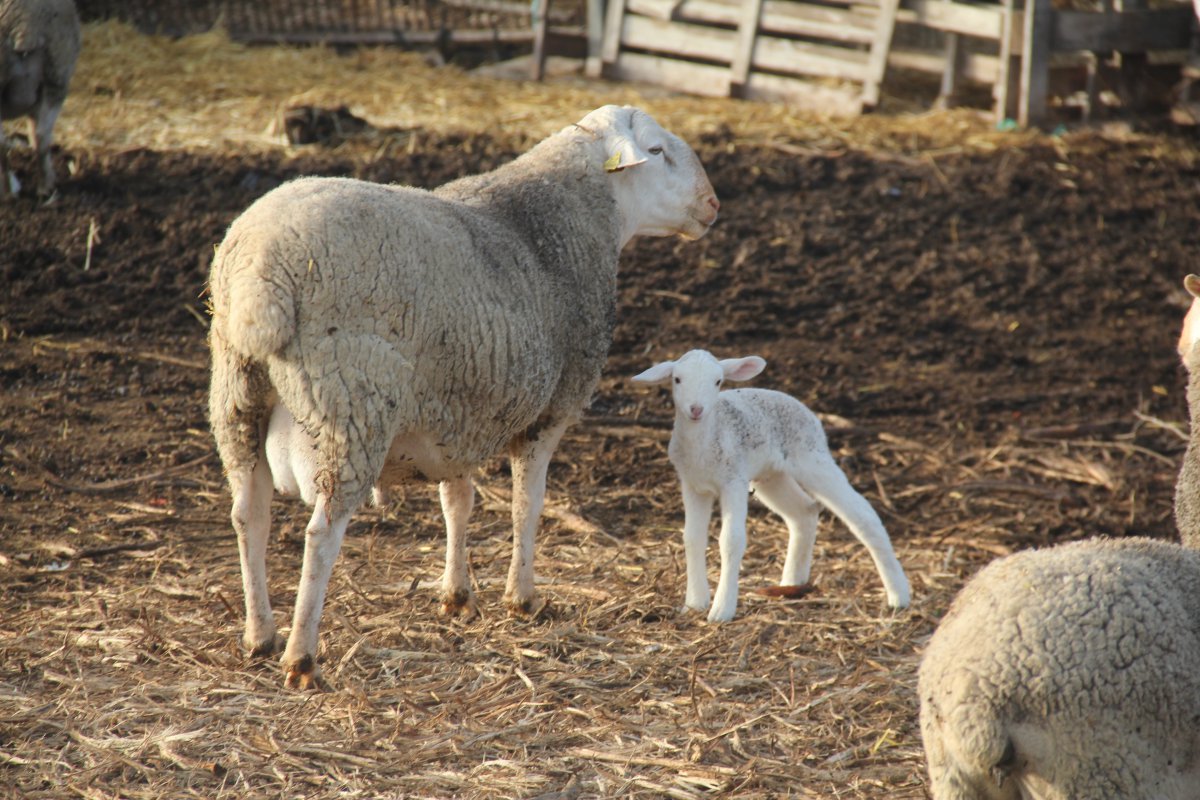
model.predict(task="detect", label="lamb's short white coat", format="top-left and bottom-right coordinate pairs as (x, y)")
top-left (632, 349), bottom-right (910, 622)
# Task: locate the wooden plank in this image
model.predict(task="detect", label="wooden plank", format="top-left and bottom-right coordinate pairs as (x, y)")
top-left (601, 0), bottom-right (626, 64)
top-left (1019, 0), bottom-right (1053, 127)
top-left (627, 0), bottom-right (875, 44)
top-left (995, 0), bottom-right (1021, 122)
top-left (531, 0), bottom-right (550, 80)
top-left (889, 46), bottom-right (1000, 83)
top-left (1050, 8), bottom-right (1193, 54)
top-left (585, 0), bottom-right (605, 77)
top-left (608, 50), bottom-right (864, 115)
top-left (620, 15), bottom-right (870, 81)
top-left (730, 0), bottom-right (765, 90)
top-left (901, 0), bottom-right (1005, 39)
top-left (862, 0), bottom-right (899, 106)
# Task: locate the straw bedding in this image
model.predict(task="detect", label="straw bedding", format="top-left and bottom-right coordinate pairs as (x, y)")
top-left (1, 21), bottom-right (1198, 800)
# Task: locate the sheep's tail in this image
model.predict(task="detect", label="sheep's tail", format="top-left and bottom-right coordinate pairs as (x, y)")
top-left (213, 243), bottom-right (296, 360)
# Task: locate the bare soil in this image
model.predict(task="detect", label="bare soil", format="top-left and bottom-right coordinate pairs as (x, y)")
top-left (2, 125), bottom-right (1199, 798)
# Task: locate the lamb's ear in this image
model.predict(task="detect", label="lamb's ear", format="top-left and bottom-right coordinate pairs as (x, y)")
top-left (720, 356), bottom-right (766, 382)
top-left (602, 109), bottom-right (650, 172)
top-left (631, 361), bottom-right (675, 385)
top-left (1185, 274), bottom-right (1200, 298)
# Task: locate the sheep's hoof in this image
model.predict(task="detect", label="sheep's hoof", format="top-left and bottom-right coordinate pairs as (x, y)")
top-left (244, 632), bottom-right (285, 659)
top-left (504, 592), bottom-right (547, 618)
top-left (440, 589), bottom-right (478, 619)
top-left (283, 654), bottom-right (325, 691)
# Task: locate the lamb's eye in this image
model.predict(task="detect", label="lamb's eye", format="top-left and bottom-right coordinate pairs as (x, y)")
top-left (674, 377), bottom-right (681, 384)
top-left (716, 379), bottom-right (723, 387)
top-left (649, 145), bottom-right (664, 155)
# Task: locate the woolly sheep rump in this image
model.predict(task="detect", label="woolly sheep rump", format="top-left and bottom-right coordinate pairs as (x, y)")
top-left (918, 537), bottom-right (1200, 800)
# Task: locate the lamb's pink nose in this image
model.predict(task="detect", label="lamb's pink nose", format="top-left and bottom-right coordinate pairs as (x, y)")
top-left (707, 195), bottom-right (720, 213)
top-left (688, 405), bottom-right (704, 421)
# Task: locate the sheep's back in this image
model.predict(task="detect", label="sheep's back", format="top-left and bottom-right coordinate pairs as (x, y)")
top-left (0, 0), bottom-right (80, 94)
top-left (210, 175), bottom-right (606, 468)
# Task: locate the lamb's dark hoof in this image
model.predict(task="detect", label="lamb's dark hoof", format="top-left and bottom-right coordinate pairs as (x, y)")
top-left (283, 654), bottom-right (324, 691)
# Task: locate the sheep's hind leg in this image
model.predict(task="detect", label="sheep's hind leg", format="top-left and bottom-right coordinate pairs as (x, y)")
top-left (752, 473), bottom-right (819, 587)
top-left (795, 455), bottom-right (911, 609)
top-left (503, 421), bottom-right (568, 615)
top-left (439, 476), bottom-right (477, 616)
top-left (282, 494), bottom-right (354, 690)
top-left (230, 458), bottom-right (281, 658)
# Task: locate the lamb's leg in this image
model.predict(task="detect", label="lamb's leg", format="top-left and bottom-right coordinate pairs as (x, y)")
top-left (795, 455), bottom-right (911, 609)
top-left (708, 484), bottom-right (749, 623)
top-left (439, 475), bottom-right (477, 616)
top-left (282, 494), bottom-right (354, 690)
top-left (32, 99), bottom-right (64, 200)
top-left (230, 458), bottom-right (280, 657)
top-left (680, 479), bottom-right (714, 613)
top-left (503, 421), bottom-right (568, 614)
top-left (752, 473), bottom-right (819, 587)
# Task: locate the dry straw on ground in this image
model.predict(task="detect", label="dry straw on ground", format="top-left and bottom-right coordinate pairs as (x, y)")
top-left (1, 20), bottom-right (1190, 800)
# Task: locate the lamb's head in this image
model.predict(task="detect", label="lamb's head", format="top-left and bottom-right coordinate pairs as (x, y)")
top-left (632, 349), bottom-right (765, 423)
top-left (573, 105), bottom-right (718, 245)
top-left (1180, 274), bottom-right (1200, 366)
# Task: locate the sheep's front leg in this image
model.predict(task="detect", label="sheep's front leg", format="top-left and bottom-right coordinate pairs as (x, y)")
top-left (680, 480), bottom-right (714, 613)
top-left (503, 422), bottom-right (567, 614)
top-left (32, 99), bottom-right (64, 200)
top-left (439, 476), bottom-right (477, 616)
top-left (230, 458), bottom-right (280, 657)
top-left (708, 484), bottom-right (749, 623)
top-left (752, 473), bottom-right (819, 587)
top-left (282, 495), bottom-right (353, 690)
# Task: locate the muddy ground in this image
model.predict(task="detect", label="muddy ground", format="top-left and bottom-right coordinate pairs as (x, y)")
top-left (2, 125), bottom-right (1199, 798)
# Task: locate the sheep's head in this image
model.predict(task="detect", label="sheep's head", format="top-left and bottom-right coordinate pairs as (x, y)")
top-left (575, 105), bottom-right (719, 246)
top-left (632, 349), bottom-right (765, 423)
top-left (1180, 274), bottom-right (1200, 366)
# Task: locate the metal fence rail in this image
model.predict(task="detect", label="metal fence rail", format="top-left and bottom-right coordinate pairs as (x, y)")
top-left (75, 0), bottom-right (585, 45)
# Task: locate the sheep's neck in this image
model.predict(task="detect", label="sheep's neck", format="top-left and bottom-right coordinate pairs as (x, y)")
top-left (669, 409), bottom-right (717, 471)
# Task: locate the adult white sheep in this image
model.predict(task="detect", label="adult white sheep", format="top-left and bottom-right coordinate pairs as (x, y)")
top-left (1174, 273), bottom-right (1200, 548)
top-left (918, 537), bottom-right (1200, 799)
top-left (0, 0), bottom-right (80, 199)
top-left (208, 105), bottom-right (719, 689)
top-left (631, 349), bottom-right (910, 622)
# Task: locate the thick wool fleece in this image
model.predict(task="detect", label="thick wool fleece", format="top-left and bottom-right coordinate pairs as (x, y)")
top-left (208, 125), bottom-right (620, 513)
top-left (1176, 361), bottom-right (1200, 549)
top-left (919, 537), bottom-right (1200, 800)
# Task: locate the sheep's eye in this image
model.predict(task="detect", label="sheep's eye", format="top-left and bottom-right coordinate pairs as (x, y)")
top-left (649, 145), bottom-right (664, 155)
top-left (674, 377), bottom-right (681, 384)
top-left (716, 379), bottom-right (723, 387)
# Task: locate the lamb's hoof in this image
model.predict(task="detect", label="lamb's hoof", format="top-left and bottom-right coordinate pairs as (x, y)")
top-left (440, 589), bottom-right (478, 619)
top-left (283, 654), bottom-right (325, 691)
top-left (244, 632), bottom-right (285, 659)
top-left (504, 592), bottom-right (547, 618)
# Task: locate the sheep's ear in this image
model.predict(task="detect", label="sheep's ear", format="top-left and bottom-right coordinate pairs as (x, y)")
top-left (1185, 274), bottom-right (1200, 299)
top-left (720, 356), bottom-right (766, 382)
top-left (602, 109), bottom-right (650, 172)
top-left (631, 361), bottom-right (675, 385)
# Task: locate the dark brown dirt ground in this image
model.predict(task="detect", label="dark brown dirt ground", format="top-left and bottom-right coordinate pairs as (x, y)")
top-left (2, 126), bottom-right (1199, 798)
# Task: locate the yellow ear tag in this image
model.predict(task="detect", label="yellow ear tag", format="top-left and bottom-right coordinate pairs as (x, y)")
top-left (603, 153), bottom-right (622, 173)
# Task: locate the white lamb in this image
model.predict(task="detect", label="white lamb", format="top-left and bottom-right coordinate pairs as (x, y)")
top-left (208, 105), bottom-right (719, 689)
top-left (919, 537), bottom-right (1200, 799)
top-left (631, 349), bottom-right (910, 622)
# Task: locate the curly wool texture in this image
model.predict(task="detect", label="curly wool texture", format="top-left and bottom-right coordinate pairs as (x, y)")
top-left (208, 124), bottom-right (620, 512)
top-left (919, 537), bottom-right (1200, 800)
